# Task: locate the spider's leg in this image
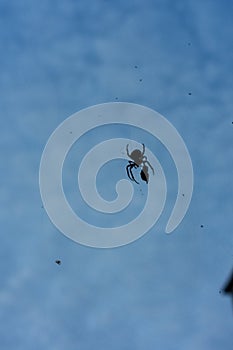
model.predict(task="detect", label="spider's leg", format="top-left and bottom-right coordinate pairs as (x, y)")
top-left (129, 166), bottom-right (139, 184)
top-left (126, 162), bottom-right (139, 184)
top-left (126, 163), bottom-right (134, 181)
top-left (142, 143), bottom-right (145, 155)
top-left (145, 160), bottom-right (155, 175)
top-left (126, 144), bottom-right (130, 157)
top-left (126, 162), bottom-right (135, 181)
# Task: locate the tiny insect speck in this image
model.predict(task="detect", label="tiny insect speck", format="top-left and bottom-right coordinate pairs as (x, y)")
top-left (55, 260), bottom-right (61, 265)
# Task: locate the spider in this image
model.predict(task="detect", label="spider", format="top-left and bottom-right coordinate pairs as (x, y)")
top-left (126, 143), bottom-right (154, 184)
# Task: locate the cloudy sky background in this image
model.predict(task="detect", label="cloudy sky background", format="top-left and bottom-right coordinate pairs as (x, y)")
top-left (1, 0), bottom-right (233, 349)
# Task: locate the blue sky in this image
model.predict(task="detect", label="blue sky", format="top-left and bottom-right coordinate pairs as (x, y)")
top-left (1, 0), bottom-right (233, 349)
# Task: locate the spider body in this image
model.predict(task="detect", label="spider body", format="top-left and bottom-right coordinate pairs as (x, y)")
top-left (140, 165), bottom-right (149, 184)
top-left (126, 144), bottom-right (154, 184)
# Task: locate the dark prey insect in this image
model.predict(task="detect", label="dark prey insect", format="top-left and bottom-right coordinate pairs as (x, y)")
top-left (126, 143), bottom-right (154, 184)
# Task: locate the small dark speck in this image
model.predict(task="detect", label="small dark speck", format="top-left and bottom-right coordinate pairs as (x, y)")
top-left (55, 260), bottom-right (61, 265)
top-left (134, 65), bottom-right (138, 68)
top-left (69, 131), bottom-right (72, 134)
top-left (219, 290), bottom-right (222, 294)
top-left (41, 205), bottom-right (44, 209)
top-left (200, 225), bottom-right (204, 228)
top-left (188, 42), bottom-right (191, 46)
top-left (182, 193), bottom-right (185, 197)
top-left (231, 122), bottom-right (233, 124)
top-left (139, 79), bottom-right (143, 82)
top-left (115, 97), bottom-right (118, 100)
top-left (188, 92), bottom-right (192, 95)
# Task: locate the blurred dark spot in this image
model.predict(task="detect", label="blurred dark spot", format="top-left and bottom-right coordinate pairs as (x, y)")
top-left (55, 260), bottom-right (61, 265)
top-left (182, 193), bottom-right (185, 197)
top-left (69, 131), bottom-right (72, 134)
top-left (41, 205), bottom-right (44, 209)
top-left (188, 42), bottom-right (191, 46)
top-left (200, 225), bottom-right (204, 228)
top-left (115, 97), bottom-right (118, 100)
top-left (222, 270), bottom-right (233, 294)
top-left (134, 65), bottom-right (138, 68)
top-left (188, 92), bottom-right (192, 95)
top-left (139, 79), bottom-right (143, 82)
